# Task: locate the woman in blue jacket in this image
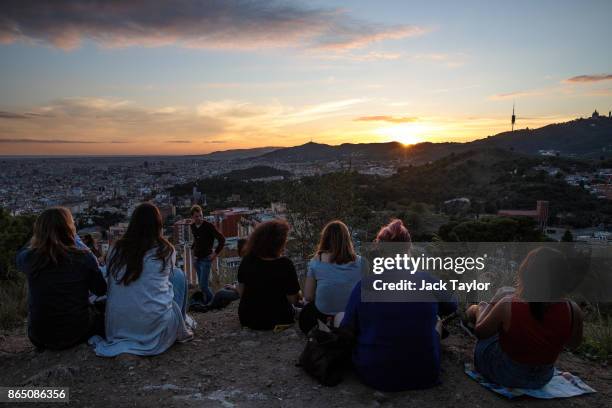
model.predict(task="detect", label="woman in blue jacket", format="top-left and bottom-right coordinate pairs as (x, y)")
top-left (341, 219), bottom-right (457, 391)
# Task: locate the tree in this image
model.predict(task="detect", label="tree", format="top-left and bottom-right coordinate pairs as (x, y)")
top-left (437, 216), bottom-right (545, 242)
top-left (282, 171), bottom-right (371, 259)
top-left (0, 209), bottom-right (36, 280)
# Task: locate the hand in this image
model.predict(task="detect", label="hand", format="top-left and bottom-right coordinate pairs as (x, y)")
top-left (208, 253), bottom-right (217, 261)
top-left (490, 286), bottom-right (515, 303)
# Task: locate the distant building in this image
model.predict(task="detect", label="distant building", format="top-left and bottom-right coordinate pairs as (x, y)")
top-left (172, 219), bottom-right (192, 245)
top-left (108, 222), bottom-right (129, 245)
top-left (210, 208), bottom-right (253, 238)
top-left (498, 200), bottom-right (549, 229)
top-left (158, 204), bottom-right (176, 222)
top-left (443, 197), bottom-right (471, 215)
top-left (238, 211), bottom-right (283, 238)
top-left (538, 150), bottom-right (560, 157)
top-left (227, 194), bottom-right (241, 203)
top-left (591, 184), bottom-right (612, 200)
top-left (592, 109), bottom-right (600, 119)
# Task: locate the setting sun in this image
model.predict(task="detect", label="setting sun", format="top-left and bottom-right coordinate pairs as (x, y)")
top-left (375, 123), bottom-right (435, 145)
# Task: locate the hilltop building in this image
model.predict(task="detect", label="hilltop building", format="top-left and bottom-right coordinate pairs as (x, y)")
top-left (498, 200), bottom-right (549, 229)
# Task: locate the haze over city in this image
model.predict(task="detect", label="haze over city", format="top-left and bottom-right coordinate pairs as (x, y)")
top-left (0, 0), bottom-right (611, 155)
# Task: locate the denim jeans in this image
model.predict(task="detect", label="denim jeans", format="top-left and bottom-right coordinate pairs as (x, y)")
top-left (169, 267), bottom-right (188, 317)
top-left (474, 334), bottom-right (554, 389)
top-left (194, 257), bottom-right (214, 304)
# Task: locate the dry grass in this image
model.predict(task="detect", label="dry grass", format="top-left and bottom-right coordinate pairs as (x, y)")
top-left (0, 277), bottom-right (27, 331)
top-left (579, 312), bottom-right (612, 362)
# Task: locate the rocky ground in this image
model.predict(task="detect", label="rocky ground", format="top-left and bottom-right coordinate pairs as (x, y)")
top-left (1, 303), bottom-right (610, 408)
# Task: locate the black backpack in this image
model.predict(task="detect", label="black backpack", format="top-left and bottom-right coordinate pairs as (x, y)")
top-left (297, 323), bottom-right (355, 386)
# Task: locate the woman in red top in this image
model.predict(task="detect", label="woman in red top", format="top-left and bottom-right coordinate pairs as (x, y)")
top-left (466, 247), bottom-right (583, 388)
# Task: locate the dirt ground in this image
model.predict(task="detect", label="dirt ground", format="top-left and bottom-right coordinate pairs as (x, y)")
top-left (1, 303), bottom-right (610, 408)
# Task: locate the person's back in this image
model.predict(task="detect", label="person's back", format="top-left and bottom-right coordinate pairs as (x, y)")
top-left (90, 202), bottom-right (193, 357)
top-left (16, 207), bottom-right (107, 350)
top-left (342, 275), bottom-right (457, 391)
top-left (308, 255), bottom-right (363, 315)
top-left (238, 254), bottom-right (299, 330)
top-left (340, 218), bottom-right (457, 391)
top-left (95, 248), bottom-right (189, 356)
top-left (236, 220), bottom-right (300, 330)
top-left (499, 298), bottom-right (573, 365)
top-left (18, 248), bottom-right (106, 349)
top-left (468, 247), bottom-right (583, 389)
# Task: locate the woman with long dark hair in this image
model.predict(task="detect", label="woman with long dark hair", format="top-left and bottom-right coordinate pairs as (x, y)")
top-left (237, 220), bottom-right (301, 330)
top-left (16, 207), bottom-right (107, 350)
top-left (299, 220), bottom-right (363, 334)
top-left (466, 247), bottom-right (583, 388)
top-left (90, 202), bottom-right (193, 356)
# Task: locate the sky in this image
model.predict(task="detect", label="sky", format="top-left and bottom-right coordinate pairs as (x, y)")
top-left (0, 0), bottom-right (611, 156)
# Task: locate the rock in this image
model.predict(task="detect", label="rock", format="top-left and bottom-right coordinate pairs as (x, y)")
top-left (142, 384), bottom-right (199, 392)
top-left (24, 364), bottom-right (80, 386)
top-left (238, 340), bottom-right (260, 348)
top-left (373, 391), bottom-right (388, 403)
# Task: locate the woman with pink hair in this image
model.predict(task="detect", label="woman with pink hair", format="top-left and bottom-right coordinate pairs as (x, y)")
top-left (375, 218), bottom-right (411, 243)
top-left (340, 219), bottom-right (457, 391)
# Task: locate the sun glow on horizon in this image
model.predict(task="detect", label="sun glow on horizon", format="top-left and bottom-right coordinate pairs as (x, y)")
top-left (374, 122), bottom-right (437, 145)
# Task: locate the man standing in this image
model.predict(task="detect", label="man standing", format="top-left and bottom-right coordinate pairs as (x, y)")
top-left (190, 205), bottom-right (225, 304)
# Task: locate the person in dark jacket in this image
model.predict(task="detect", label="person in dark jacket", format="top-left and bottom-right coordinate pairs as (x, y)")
top-left (340, 219), bottom-right (457, 391)
top-left (190, 205), bottom-right (225, 304)
top-left (16, 207), bottom-right (107, 350)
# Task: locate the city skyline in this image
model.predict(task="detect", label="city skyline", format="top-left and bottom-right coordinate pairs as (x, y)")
top-left (1, 0), bottom-right (611, 155)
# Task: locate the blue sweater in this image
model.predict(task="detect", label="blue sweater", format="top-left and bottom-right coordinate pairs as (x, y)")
top-left (341, 272), bottom-right (457, 391)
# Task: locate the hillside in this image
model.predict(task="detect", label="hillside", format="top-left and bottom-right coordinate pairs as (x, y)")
top-left (367, 148), bottom-right (612, 227)
top-left (198, 147), bottom-right (281, 161)
top-left (255, 141), bottom-right (409, 162)
top-left (473, 116), bottom-right (612, 158)
top-left (212, 116), bottom-right (612, 164)
top-left (1, 303), bottom-right (609, 407)
top-left (220, 166), bottom-right (291, 181)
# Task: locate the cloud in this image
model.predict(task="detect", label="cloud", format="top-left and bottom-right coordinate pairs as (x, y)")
top-left (489, 89), bottom-right (546, 101)
top-left (0, 0), bottom-right (425, 51)
top-left (0, 111), bottom-right (46, 119)
top-left (317, 51), bottom-right (404, 62)
top-left (0, 96), bottom-right (373, 153)
top-left (407, 52), bottom-right (467, 68)
top-left (196, 100), bottom-right (278, 118)
top-left (355, 115), bottom-right (418, 123)
top-left (0, 138), bottom-right (117, 144)
top-left (564, 74), bottom-right (612, 84)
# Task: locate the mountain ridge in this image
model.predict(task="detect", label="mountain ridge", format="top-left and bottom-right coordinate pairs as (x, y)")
top-left (202, 115), bottom-right (612, 164)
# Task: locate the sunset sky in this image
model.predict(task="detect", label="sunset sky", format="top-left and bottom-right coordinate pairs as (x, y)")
top-left (1, 0), bottom-right (611, 155)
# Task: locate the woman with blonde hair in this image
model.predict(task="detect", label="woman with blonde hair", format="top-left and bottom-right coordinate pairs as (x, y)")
top-left (299, 220), bottom-right (363, 334)
top-left (16, 207), bottom-right (107, 350)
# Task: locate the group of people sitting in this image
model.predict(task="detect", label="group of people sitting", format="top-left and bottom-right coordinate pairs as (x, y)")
top-left (17, 202), bottom-right (583, 392)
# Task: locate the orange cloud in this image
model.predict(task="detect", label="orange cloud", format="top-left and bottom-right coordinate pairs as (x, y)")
top-left (355, 116), bottom-right (419, 123)
top-left (563, 74), bottom-right (612, 83)
top-left (489, 89), bottom-right (546, 100)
